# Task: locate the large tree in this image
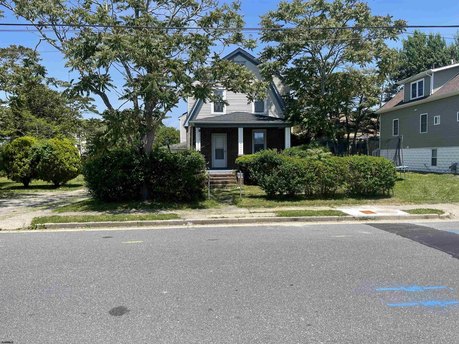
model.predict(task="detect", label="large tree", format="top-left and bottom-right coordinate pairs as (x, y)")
top-left (0, 45), bottom-right (88, 140)
top-left (395, 30), bottom-right (459, 81)
top-left (259, 0), bottom-right (405, 144)
top-left (0, 0), bottom-right (266, 153)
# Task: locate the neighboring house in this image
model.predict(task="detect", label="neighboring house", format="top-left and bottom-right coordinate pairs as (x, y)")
top-left (180, 48), bottom-right (291, 170)
top-left (377, 63), bottom-right (459, 172)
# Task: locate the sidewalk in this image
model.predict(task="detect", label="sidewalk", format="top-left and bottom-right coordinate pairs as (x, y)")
top-left (0, 190), bottom-right (456, 231)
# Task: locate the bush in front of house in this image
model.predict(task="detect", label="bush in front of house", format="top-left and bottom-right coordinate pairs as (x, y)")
top-left (344, 155), bottom-right (397, 196)
top-left (83, 148), bottom-right (206, 202)
top-left (235, 154), bottom-right (257, 185)
top-left (244, 150), bottom-right (395, 198)
top-left (146, 149), bottom-right (206, 202)
top-left (283, 144), bottom-right (331, 159)
top-left (2, 136), bottom-right (38, 187)
top-left (83, 148), bottom-right (146, 201)
top-left (33, 138), bottom-right (81, 186)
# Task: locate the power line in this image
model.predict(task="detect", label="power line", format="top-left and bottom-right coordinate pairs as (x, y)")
top-left (1, 22), bottom-right (459, 31)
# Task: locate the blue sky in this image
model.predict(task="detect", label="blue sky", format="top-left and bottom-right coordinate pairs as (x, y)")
top-left (1, 0), bottom-right (459, 128)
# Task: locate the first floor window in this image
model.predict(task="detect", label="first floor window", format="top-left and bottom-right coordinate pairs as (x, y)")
top-left (252, 130), bottom-right (266, 153)
top-left (434, 115), bottom-right (440, 125)
top-left (392, 119), bottom-right (399, 136)
top-left (420, 113), bottom-right (428, 133)
top-left (212, 89), bottom-right (225, 113)
top-left (431, 149), bottom-right (437, 166)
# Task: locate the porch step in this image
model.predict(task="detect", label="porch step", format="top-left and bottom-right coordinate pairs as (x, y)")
top-left (208, 171), bottom-right (238, 188)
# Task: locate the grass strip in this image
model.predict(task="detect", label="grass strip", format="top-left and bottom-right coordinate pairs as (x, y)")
top-left (403, 208), bottom-right (445, 215)
top-left (275, 210), bottom-right (347, 217)
top-left (31, 213), bottom-right (180, 225)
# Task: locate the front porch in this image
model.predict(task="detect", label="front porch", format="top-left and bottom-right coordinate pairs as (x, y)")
top-left (193, 126), bottom-right (291, 169)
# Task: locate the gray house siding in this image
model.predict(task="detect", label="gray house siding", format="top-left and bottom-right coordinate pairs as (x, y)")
top-left (380, 95), bottom-right (459, 150)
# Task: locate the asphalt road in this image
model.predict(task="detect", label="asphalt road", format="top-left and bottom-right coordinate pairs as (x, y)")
top-left (0, 222), bottom-right (458, 344)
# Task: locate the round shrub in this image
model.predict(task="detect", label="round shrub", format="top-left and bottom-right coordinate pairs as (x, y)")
top-left (83, 149), bottom-right (145, 202)
top-left (344, 156), bottom-right (396, 196)
top-left (2, 136), bottom-right (38, 187)
top-left (146, 149), bottom-right (206, 202)
top-left (34, 138), bottom-right (81, 186)
top-left (304, 157), bottom-right (347, 196)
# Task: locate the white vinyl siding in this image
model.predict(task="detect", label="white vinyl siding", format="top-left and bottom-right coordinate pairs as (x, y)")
top-left (410, 79), bottom-right (424, 100)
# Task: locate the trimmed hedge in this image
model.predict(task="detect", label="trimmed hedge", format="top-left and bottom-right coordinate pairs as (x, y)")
top-left (344, 155), bottom-right (397, 196)
top-left (242, 150), bottom-right (396, 198)
top-left (83, 148), bottom-right (206, 202)
top-left (146, 149), bottom-right (206, 202)
top-left (83, 149), bottom-right (146, 202)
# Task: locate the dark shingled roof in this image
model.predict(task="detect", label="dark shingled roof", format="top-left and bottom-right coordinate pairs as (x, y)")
top-left (190, 112), bottom-right (289, 127)
top-left (379, 72), bottom-right (459, 113)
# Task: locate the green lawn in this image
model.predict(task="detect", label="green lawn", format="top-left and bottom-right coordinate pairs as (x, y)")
top-left (276, 210), bottom-right (347, 217)
top-left (403, 208), bottom-right (445, 215)
top-left (234, 173), bottom-right (459, 208)
top-left (31, 213), bottom-right (180, 225)
top-left (54, 198), bottom-right (219, 213)
top-left (0, 175), bottom-right (85, 196)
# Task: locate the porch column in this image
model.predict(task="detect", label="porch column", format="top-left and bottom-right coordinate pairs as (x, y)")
top-left (238, 127), bottom-right (244, 156)
top-left (284, 127), bottom-right (291, 149)
top-left (195, 127), bottom-right (201, 151)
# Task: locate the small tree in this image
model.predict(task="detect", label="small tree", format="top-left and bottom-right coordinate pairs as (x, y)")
top-left (34, 138), bottom-right (81, 186)
top-left (2, 136), bottom-right (38, 187)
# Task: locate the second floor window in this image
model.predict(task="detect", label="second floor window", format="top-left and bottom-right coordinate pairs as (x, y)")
top-left (212, 89), bottom-right (225, 114)
top-left (253, 99), bottom-right (266, 114)
top-left (420, 113), bottom-right (428, 133)
top-left (411, 79), bottom-right (424, 100)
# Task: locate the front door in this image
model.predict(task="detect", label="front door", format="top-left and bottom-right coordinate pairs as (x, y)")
top-left (211, 133), bottom-right (227, 168)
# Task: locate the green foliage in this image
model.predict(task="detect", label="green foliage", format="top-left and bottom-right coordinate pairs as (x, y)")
top-left (344, 156), bottom-right (397, 196)
top-left (235, 154), bottom-right (257, 184)
top-left (0, 45), bottom-right (89, 140)
top-left (33, 138), bottom-right (81, 186)
top-left (241, 150), bottom-right (395, 198)
top-left (2, 136), bottom-right (38, 186)
top-left (260, 0), bottom-right (405, 143)
top-left (283, 144), bottom-right (331, 159)
top-left (154, 126), bottom-right (180, 149)
top-left (395, 31), bottom-right (459, 82)
top-left (83, 149), bottom-right (146, 202)
top-left (83, 148), bottom-right (206, 202)
top-left (2, 0), bottom-right (267, 153)
top-left (146, 149), bottom-right (206, 202)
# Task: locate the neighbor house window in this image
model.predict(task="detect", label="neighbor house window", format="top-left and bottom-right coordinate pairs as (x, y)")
top-left (392, 119), bottom-right (399, 136)
top-left (253, 99), bottom-right (266, 114)
top-left (434, 115), bottom-right (440, 125)
top-left (410, 79), bottom-right (424, 100)
top-left (431, 149), bottom-right (437, 166)
top-left (457, 112), bottom-right (459, 122)
top-left (252, 130), bottom-right (266, 153)
top-left (420, 113), bottom-right (428, 133)
top-left (212, 89), bottom-right (226, 114)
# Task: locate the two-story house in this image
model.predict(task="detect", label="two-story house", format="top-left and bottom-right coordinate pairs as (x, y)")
top-left (179, 48), bottom-right (291, 170)
top-left (377, 63), bottom-right (459, 172)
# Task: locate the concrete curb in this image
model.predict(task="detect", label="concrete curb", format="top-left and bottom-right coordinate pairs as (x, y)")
top-left (37, 213), bottom-right (451, 230)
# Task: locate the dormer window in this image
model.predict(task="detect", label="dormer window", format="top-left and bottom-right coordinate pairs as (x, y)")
top-left (212, 89), bottom-right (226, 114)
top-left (410, 79), bottom-right (424, 100)
top-left (253, 99), bottom-right (266, 114)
